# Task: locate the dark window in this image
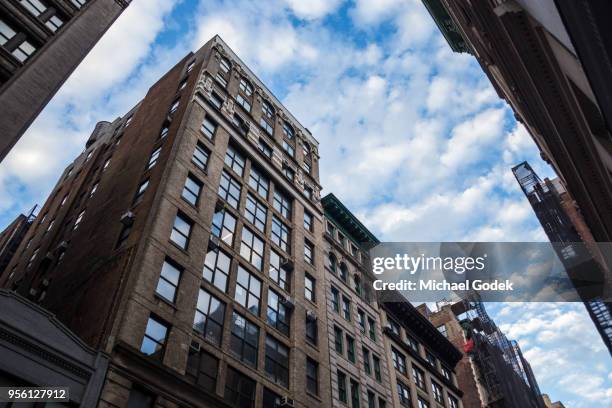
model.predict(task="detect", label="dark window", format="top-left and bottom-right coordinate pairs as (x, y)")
top-left (211, 208), bottom-right (236, 245)
top-left (418, 397), bottom-right (430, 408)
top-left (271, 216), bottom-right (290, 253)
top-left (186, 60), bottom-right (195, 73)
top-left (407, 335), bottom-right (419, 353)
top-left (127, 387), bottom-right (155, 408)
top-left (282, 140), bottom-right (294, 157)
top-left (328, 253), bottom-right (337, 273)
top-left (203, 248), bottom-right (231, 293)
top-left (306, 358), bottom-right (318, 395)
top-left (389, 319), bottom-right (401, 336)
top-left (363, 347), bottom-right (371, 375)
top-left (147, 147), bottom-right (161, 169)
top-left (240, 227), bottom-right (264, 270)
top-left (350, 379), bottom-right (360, 408)
top-left (273, 189), bottom-right (292, 219)
top-left (236, 94), bottom-right (251, 112)
top-left (282, 164), bottom-right (294, 181)
top-left (397, 382), bottom-right (411, 407)
top-left (156, 259), bottom-right (181, 302)
top-left (235, 266), bottom-right (262, 316)
top-left (192, 142), bottom-right (209, 170)
top-left (225, 145), bottom-right (245, 176)
top-left (224, 367), bottom-right (256, 408)
top-left (190, 350), bottom-right (218, 393)
top-left (368, 390), bottom-right (376, 408)
top-left (337, 370), bottom-right (347, 403)
top-left (368, 317), bottom-right (377, 341)
top-left (267, 289), bottom-right (290, 336)
top-left (426, 351), bottom-right (437, 368)
top-left (449, 395), bottom-right (459, 408)
top-left (244, 194), bottom-right (267, 232)
top-left (263, 389), bottom-right (282, 407)
top-left (169, 99), bottom-right (180, 114)
top-left (442, 366), bottom-right (452, 382)
top-left (257, 138), bottom-right (272, 158)
top-left (358, 309), bottom-right (366, 333)
top-left (305, 274), bottom-right (315, 302)
top-left (304, 211), bottom-right (313, 232)
top-left (392, 348), bottom-right (407, 374)
top-left (331, 287), bottom-right (340, 312)
top-left (265, 335), bottom-right (289, 388)
top-left (182, 174), bottom-right (202, 206)
top-left (210, 92), bottom-right (223, 109)
top-left (134, 179), bottom-right (149, 204)
top-left (413, 365), bottom-right (426, 390)
top-left (304, 240), bottom-right (314, 265)
top-left (249, 166), bottom-right (269, 199)
top-left (373, 355), bottom-right (382, 382)
top-left (140, 316), bottom-right (168, 358)
top-left (346, 335), bottom-right (355, 363)
top-left (282, 121), bottom-right (294, 139)
top-left (379, 398), bottom-right (387, 408)
top-left (342, 296), bottom-right (351, 321)
top-left (219, 57), bottom-right (231, 74)
top-left (432, 381), bottom-right (444, 405)
top-left (269, 250), bottom-right (289, 291)
top-left (218, 171), bottom-right (242, 209)
top-left (230, 312), bottom-right (259, 368)
top-left (334, 326), bottom-right (343, 353)
top-left (194, 288), bottom-right (225, 345)
top-left (305, 313), bottom-right (317, 345)
top-left (201, 116), bottom-right (217, 139)
top-left (339, 263), bottom-right (348, 281)
top-left (170, 213), bottom-right (192, 249)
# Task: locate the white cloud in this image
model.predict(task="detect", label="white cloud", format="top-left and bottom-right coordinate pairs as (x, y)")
top-left (284, 0), bottom-right (343, 20)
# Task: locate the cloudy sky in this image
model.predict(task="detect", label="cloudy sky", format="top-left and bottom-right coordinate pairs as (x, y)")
top-left (1, 0), bottom-right (610, 405)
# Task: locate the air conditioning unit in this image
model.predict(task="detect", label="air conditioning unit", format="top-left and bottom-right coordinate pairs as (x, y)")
top-left (280, 257), bottom-right (294, 271)
top-left (208, 235), bottom-right (220, 250)
top-left (189, 341), bottom-right (201, 354)
top-left (120, 211), bottom-right (135, 226)
top-left (280, 296), bottom-right (295, 310)
top-left (278, 396), bottom-right (295, 408)
top-left (306, 310), bottom-right (317, 322)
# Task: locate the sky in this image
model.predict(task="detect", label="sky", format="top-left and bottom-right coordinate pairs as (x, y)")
top-left (0, 0), bottom-right (610, 406)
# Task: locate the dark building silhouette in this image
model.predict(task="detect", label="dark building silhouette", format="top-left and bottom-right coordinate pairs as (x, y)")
top-left (0, 207), bottom-right (35, 275)
top-left (0, 0), bottom-right (131, 162)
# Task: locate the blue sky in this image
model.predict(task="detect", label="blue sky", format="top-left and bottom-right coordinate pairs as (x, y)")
top-left (0, 0), bottom-right (610, 405)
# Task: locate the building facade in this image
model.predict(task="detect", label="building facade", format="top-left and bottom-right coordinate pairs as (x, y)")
top-left (422, 0), bottom-right (612, 246)
top-left (422, 299), bottom-right (545, 408)
top-left (0, 0), bottom-right (131, 162)
top-left (321, 193), bottom-right (394, 408)
top-left (0, 208), bottom-right (34, 274)
top-left (0, 35), bottom-right (330, 407)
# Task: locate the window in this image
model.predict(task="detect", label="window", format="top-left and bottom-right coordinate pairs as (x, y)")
top-left (448, 395), bottom-right (459, 408)
top-left (373, 355), bottom-right (382, 382)
top-left (60, 194), bottom-right (68, 206)
top-left (20, 1), bottom-right (46, 17)
top-left (389, 319), bottom-right (401, 336)
top-left (328, 253), bottom-right (337, 273)
top-left (211, 208), bottom-right (236, 245)
top-left (235, 266), bottom-right (262, 315)
top-left (249, 166), bottom-right (269, 199)
top-left (342, 296), bottom-right (351, 321)
top-left (304, 186), bottom-right (313, 200)
top-left (127, 387), bottom-right (155, 408)
top-left (418, 398), bottom-right (430, 408)
top-left (282, 121), bottom-right (294, 139)
top-left (178, 78), bottom-right (187, 91)
top-left (73, 210), bottom-right (85, 230)
top-left (232, 113), bottom-right (247, 133)
top-left (334, 326), bottom-right (343, 353)
top-left (236, 94), bottom-right (251, 112)
top-left (267, 289), bottom-right (290, 335)
top-left (303, 211), bottom-right (313, 232)
top-left (413, 365), bottom-right (426, 390)
top-left (170, 213), bottom-right (192, 249)
top-left (201, 116), bottom-right (217, 140)
top-left (230, 312), bottom-right (259, 367)
top-left (406, 335), bottom-right (419, 353)
top-left (273, 189), bottom-right (292, 219)
top-left (368, 391), bottom-right (376, 408)
top-left (140, 316), bottom-right (168, 358)
top-left (224, 367), bottom-right (256, 408)
top-left (159, 124), bottom-right (170, 139)
top-left (261, 100), bottom-right (274, 119)
top-left (194, 288), bottom-right (226, 345)
top-left (186, 60), bottom-right (195, 73)
top-left (346, 335), bottom-right (355, 363)
top-left (134, 179), bottom-right (149, 204)
top-left (306, 358), bottom-right (318, 395)
top-left (260, 117), bottom-right (273, 135)
top-left (89, 182), bottom-right (98, 197)
top-left (354, 274), bottom-right (362, 296)
top-left (147, 146), bottom-right (161, 169)
top-left (239, 77), bottom-right (253, 96)
top-left (338, 232), bottom-right (346, 248)
top-left (203, 248), bottom-right (231, 292)
top-left (12, 37), bottom-right (37, 62)
top-left (218, 171), bottom-right (241, 209)
top-left (339, 263), bottom-right (348, 281)
top-left (282, 140), bottom-right (294, 157)
top-left (169, 99), bottom-right (180, 114)
top-left (269, 250), bottom-right (289, 291)
top-left (257, 138), bottom-right (272, 158)
top-left (240, 227), bottom-right (264, 270)
top-left (304, 240), bottom-right (314, 265)
top-left (282, 165), bottom-right (294, 181)
top-left (368, 317), bottom-right (377, 341)
top-left (187, 350), bottom-right (218, 393)
top-left (271, 216), bottom-right (290, 253)
top-left (303, 161), bottom-right (311, 174)
top-left (156, 259), bottom-right (181, 302)
top-left (0, 20), bottom-right (16, 45)
top-left (331, 287), bottom-right (340, 312)
top-left (432, 382), bottom-right (444, 405)
top-left (85, 150), bottom-right (93, 161)
top-left (182, 174), bottom-right (202, 206)
top-left (437, 324), bottom-right (447, 337)
top-left (350, 380), bottom-right (360, 408)
top-left (192, 142), bottom-right (209, 170)
top-left (45, 219), bottom-right (54, 232)
top-left (304, 274), bottom-right (315, 302)
top-left (219, 57), bottom-right (231, 74)
top-left (244, 194), bottom-right (267, 232)
top-left (426, 350), bottom-right (437, 368)
top-left (442, 366), bottom-right (452, 382)
top-left (305, 313), bottom-right (317, 345)
top-left (397, 382), bottom-right (411, 407)
top-left (392, 348), bottom-right (407, 374)
top-left (358, 310), bottom-right (366, 332)
top-left (224, 145), bottom-right (245, 176)
top-left (337, 371), bottom-right (347, 403)
top-left (116, 223), bottom-right (131, 248)
top-left (210, 92), bottom-right (223, 109)
top-left (215, 72), bottom-right (227, 88)
top-left (326, 221), bottom-right (335, 235)
top-left (379, 398), bottom-right (387, 408)
top-left (265, 335), bottom-right (289, 387)
top-left (263, 388), bottom-right (282, 408)
top-left (363, 347), bottom-right (371, 375)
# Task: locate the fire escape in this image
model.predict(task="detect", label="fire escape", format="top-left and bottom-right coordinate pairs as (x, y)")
top-left (512, 162), bottom-right (612, 354)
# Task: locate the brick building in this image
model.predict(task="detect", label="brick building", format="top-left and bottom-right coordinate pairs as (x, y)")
top-left (0, 209), bottom-right (34, 273)
top-left (0, 0), bottom-right (131, 162)
top-left (0, 35), bottom-right (330, 407)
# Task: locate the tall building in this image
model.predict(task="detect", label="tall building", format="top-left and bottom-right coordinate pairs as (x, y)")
top-left (0, 35), bottom-right (330, 407)
top-left (422, 298), bottom-right (546, 408)
top-left (0, 0), bottom-right (131, 162)
top-left (381, 292), bottom-right (465, 408)
top-left (513, 162), bottom-right (612, 353)
top-left (422, 0), bottom-right (612, 244)
top-left (321, 193), bottom-right (395, 407)
top-left (0, 208), bottom-right (35, 273)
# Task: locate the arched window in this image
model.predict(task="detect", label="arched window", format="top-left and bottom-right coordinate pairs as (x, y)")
top-left (354, 274), bottom-right (362, 296)
top-left (328, 253), bottom-right (337, 273)
top-left (339, 263), bottom-right (348, 282)
top-left (282, 121), bottom-right (294, 140)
